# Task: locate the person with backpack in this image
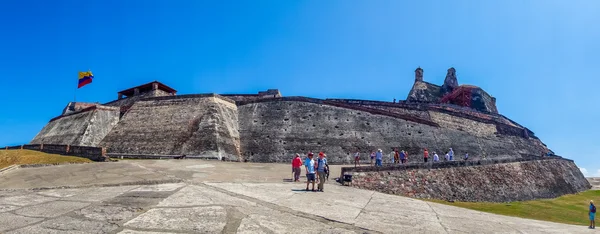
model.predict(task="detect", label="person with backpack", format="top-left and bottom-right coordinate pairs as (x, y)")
top-left (590, 200), bottom-right (596, 229)
top-left (317, 152), bottom-right (328, 192)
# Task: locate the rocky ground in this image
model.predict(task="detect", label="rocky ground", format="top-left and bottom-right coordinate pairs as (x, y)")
top-left (0, 160), bottom-right (593, 233)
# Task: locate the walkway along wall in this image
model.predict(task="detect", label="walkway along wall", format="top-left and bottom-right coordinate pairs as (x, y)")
top-left (341, 157), bottom-right (590, 202)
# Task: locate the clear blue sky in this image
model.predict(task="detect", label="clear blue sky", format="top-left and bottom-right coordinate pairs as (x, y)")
top-left (1, 1), bottom-right (598, 175)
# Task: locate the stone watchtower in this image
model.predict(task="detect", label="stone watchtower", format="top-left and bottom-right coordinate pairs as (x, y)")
top-left (441, 67), bottom-right (458, 94)
top-left (415, 67), bottom-right (424, 82)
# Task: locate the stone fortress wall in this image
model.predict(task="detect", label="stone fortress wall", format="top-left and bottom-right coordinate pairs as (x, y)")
top-left (31, 105), bottom-right (120, 146)
top-left (30, 69), bottom-right (550, 163)
top-left (343, 157), bottom-right (590, 202)
top-left (99, 94), bottom-right (240, 161)
top-left (26, 69), bottom-right (589, 201)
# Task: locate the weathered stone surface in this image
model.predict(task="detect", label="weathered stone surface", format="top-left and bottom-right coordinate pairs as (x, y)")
top-left (8, 216), bottom-right (118, 234)
top-left (348, 158), bottom-right (590, 202)
top-left (0, 194), bottom-right (58, 206)
top-left (14, 201), bottom-right (89, 218)
top-left (441, 67), bottom-right (459, 94)
top-left (407, 80), bottom-right (443, 103)
top-left (238, 100), bottom-right (546, 163)
top-left (76, 205), bottom-right (143, 223)
top-left (31, 107), bottom-right (120, 146)
top-left (0, 213), bottom-right (44, 232)
top-left (0, 204), bottom-right (20, 212)
top-left (157, 185), bottom-right (256, 207)
top-left (100, 95), bottom-right (240, 160)
top-left (124, 206), bottom-right (227, 232)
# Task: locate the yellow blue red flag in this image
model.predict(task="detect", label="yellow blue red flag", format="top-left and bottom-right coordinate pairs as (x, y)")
top-left (78, 71), bottom-right (93, 88)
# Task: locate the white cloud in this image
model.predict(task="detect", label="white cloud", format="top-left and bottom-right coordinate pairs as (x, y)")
top-left (580, 167), bottom-right (590, 177)
top-left (594, 169), bottom-right (600, 177)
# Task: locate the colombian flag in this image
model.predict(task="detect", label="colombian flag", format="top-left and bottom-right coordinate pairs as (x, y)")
top-left (78, 71), bottom-right (93, 88)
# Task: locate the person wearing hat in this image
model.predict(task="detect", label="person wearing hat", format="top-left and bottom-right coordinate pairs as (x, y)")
top-left (375, 149), bottom-right (383, 167)
top-left (304, 152), bottom-right (316, 191)
top-left (590, 200), bottom-right (596, 229)
top-left (316, 152), bottom-right (328, 192)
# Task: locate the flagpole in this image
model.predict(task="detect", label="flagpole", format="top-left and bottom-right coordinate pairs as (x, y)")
top-left (74, 71), bottom-right (78, 103)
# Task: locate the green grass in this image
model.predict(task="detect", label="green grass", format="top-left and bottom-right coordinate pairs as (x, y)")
top-left (0, 149), bottom-right (92, 169)
top-left (429, 190), bottom-right (600, 226)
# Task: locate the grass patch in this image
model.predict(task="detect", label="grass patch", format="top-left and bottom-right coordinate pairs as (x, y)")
top-left (429, 190), bottom-right (600, 226)
top-left (0, 149), bottom-right (92, 169)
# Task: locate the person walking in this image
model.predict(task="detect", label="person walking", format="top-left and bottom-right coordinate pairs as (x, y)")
top-left (423, 148), bottom-right (429, 163)
top-left (445, 152), bottom-right (450, 161)
top-left (399, 150), bottom-right (406, 164)
top-left (449, 148), bottom-right (454, 161)
top-left (317, 152), bottom-right (328, 192)
top-left (590, 200), bottom-right (596, 229)
top-left (375, 149), bottom-right (383, 167)
top-left (354, 150), bottom-right (361, 167)
top-left (464, 153), bottom-right (469, 161)
top-left (390, 149), bottom-right (395, 164)
top-left (304, 152), bottom-right (316, 191)
top-left (370, 151), bottom-right (376, 166)
top-left (394, 149), bottom-right (400, 164)
top-left (433, 152), bottom-right (439, 162)
top-left (292, 154), bottom-right (302, 182)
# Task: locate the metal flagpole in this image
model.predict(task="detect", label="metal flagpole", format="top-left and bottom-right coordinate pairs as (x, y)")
top-left (74, 71), bottom-right (78, 102)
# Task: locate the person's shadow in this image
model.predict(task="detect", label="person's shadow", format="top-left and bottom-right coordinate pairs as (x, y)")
top-left (290, 189), bottom-right (313, 192)
top-left (282, 179), bottom-right (294, 182)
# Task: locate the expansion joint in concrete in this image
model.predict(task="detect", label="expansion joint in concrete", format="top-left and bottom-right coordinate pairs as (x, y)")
top-left (425, 202), bottom-right (449, 234)
top-left (198, 182), bottom-right (382, 234)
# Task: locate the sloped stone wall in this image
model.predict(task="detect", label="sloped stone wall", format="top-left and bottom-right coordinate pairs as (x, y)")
top-left (31, 108), bottom-right (119, 146)
top-left (100, 95), bottom-right (240, 160)
top-left (238, 100), bottom-right (547, 164)
top-left (345, 158), bottom-right (590, 202)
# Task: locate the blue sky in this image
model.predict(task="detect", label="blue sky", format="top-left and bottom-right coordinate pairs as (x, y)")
top-left (0, 1), bottom-right (598, 175)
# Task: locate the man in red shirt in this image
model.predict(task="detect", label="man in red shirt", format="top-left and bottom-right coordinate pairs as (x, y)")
top-left (292, 154), bottom-right (302, 182)
top-left (424, 148), bottom-right (429, 163)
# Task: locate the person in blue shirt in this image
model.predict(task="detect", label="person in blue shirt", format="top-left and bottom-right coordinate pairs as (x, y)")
top-left (317, 152), bottom-right (328, 192)
top-left (304, 152), bottom-right (316, 191)
top-left (590, 200), bottom-right (596, 229)
top-left (375, 149), bottom-right (383, 167)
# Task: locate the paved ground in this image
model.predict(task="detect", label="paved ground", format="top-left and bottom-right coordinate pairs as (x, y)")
top-left (0, 159), bottom-right (594, 233)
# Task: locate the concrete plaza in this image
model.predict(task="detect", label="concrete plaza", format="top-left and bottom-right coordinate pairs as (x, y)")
top-left (0, 160), bottom-right (593, 233)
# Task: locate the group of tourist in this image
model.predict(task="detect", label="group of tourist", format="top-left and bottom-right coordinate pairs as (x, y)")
top-left (353, 147), bottom-right (471, 167)
top-left (291, 152), bottom-right (329, 192)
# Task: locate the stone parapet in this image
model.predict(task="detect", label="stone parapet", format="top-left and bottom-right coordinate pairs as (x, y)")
top-left (343, 157), bottom-right (589, 202)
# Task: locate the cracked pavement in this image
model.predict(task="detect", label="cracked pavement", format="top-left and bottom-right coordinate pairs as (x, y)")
top-left (0, 160), bottom-right (593, 233)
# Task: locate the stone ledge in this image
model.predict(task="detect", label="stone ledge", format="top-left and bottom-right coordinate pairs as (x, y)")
top-left (340, 156), bottom-right (568, 178)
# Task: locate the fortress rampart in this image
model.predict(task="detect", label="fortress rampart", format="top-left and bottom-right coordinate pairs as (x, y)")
top-left (30, 73), bottom-right (551, 163)
top-left (25, 68), bottom-right (589, 201)
top-left (343, 157), bottom-right (590, 202)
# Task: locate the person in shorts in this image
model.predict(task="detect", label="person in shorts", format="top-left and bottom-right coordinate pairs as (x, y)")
top-left (305, 152), bottom-right (316, 191)
top-left (354, 150), bottom-right (360, 167)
